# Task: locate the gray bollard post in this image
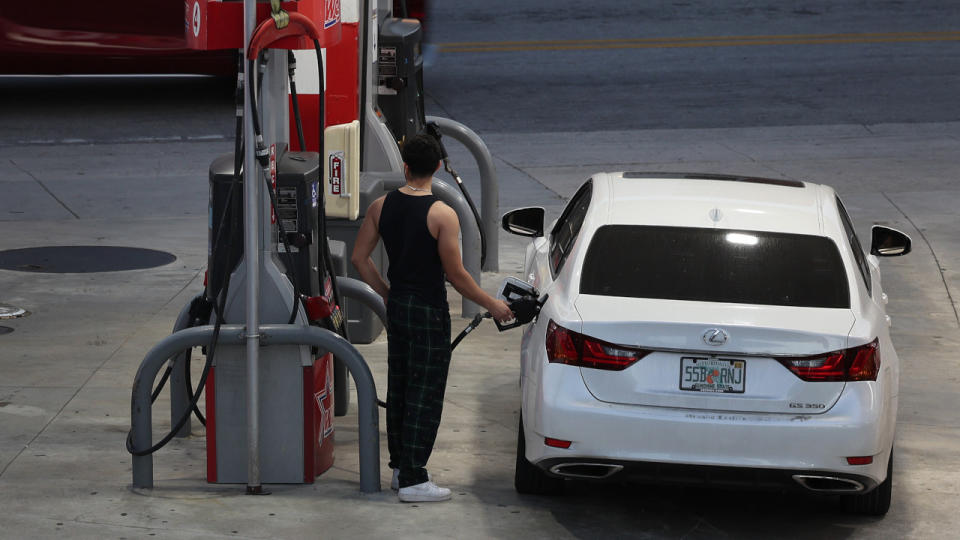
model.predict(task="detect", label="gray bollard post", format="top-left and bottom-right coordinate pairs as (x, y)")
top-left (333, 278), bottom-right (386, 419)
top-left (425, 116), bottom-right (499, 272)
top-left (131, 325), bottom-right (228, 489)
top-left (131, 324), bottom-right (381, 494)
top-left (337, 277), bottom-right (386, 324)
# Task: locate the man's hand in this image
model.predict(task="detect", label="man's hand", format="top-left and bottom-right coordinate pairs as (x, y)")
top-left (487, 298), bottom-right (514, 323)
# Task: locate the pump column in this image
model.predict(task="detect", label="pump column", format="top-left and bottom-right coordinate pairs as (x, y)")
top-left (241, 0), bottom-right (264, 495)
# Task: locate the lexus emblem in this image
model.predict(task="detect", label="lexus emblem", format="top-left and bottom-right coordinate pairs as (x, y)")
top-left (702, 328), bottom-right (728, 346)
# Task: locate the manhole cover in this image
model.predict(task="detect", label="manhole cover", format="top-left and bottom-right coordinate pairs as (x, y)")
top-left (0, 326), bottom-right (13, 335)
top-left (0, 305), bottom-right (28, 319)
top-left (0, 246), bottom-right (176, 273)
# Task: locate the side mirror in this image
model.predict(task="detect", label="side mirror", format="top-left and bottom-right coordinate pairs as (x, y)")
top-left (501, 207), bottom-right (545, 238)
top-left (870, 225), bottom-right (912, 257)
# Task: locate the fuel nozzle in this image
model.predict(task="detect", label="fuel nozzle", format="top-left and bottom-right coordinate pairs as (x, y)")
top-left (424, 122), bottom-right (448, 160)
top-left (424, 121), bottom-right (458, 177)
top-left (507, 296), bottom-right (541, 326)
top-left (494, 277), bottom-right (542, 332)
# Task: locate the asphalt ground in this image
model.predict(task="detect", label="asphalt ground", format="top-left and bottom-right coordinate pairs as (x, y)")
top-left (1, 1), bottom-right (959, 538)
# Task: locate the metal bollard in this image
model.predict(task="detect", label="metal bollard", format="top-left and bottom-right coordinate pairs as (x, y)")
top-left (130, 324), bottom-right (381, 494)
top-left (425, 116), bottom-right (500, 272)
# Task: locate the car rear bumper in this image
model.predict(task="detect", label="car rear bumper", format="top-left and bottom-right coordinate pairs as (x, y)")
top-left (536, 457), bottom-right (880, 493)
top-left (523, 366), bottom-right (894, 487)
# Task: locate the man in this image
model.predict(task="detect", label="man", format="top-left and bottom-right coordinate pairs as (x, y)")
top-left (351, 134), bottom-right (513, 503)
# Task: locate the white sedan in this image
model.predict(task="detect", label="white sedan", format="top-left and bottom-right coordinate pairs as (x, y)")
top-left (501, 172), bottom-right (911, 515)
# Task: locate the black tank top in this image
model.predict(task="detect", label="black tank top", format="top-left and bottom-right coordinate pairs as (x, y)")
top-left (379, 189), bottom-right (447, 307)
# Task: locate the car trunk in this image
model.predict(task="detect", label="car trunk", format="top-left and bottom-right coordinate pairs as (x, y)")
top-left (574, 296), bottom-right (856, 414)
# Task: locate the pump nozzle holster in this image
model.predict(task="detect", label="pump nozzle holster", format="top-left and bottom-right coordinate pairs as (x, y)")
top-left (423, 122), bottom-right (448, 159)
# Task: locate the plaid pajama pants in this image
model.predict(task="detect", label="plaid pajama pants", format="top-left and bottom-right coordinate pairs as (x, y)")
top-left (385, 294), bottom-right (452, 489)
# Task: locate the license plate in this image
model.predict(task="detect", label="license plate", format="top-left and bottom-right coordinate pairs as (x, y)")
top-left (680, 357), bottom-right (746, 393)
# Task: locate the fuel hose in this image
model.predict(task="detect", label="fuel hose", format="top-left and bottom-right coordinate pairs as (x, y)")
top-left (127, 60), bottom-right (248, 456)
top-left (424, 122), bottom-right (486, 268)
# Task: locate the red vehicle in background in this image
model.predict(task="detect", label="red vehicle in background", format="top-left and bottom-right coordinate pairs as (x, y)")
top-left (1, 1), bottom-right (428, 75)
top-left (0, 1), bottom-right (236, 74)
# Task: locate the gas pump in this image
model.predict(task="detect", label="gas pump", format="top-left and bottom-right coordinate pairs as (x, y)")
top-left (183, 0), bottom-right (350, 486)
top-left (371, 8), bottom-right (489, 268)
top-left (128, 0), bottom-right (498, 494)
top-left (377, 16), bottom-right (425, 144)
top-left (204, 140), bottom-right (341, 483)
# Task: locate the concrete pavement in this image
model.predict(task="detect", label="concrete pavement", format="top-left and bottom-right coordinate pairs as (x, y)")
top-left (0, 121), bottom-right (958, 538)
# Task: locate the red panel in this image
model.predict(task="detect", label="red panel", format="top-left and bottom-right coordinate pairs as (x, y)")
top-left (289, 94), bottom-right (318, 152)
top-left (303, 354), bottom-right (337, 482)
top-left (186, 0), bottom-right (340, 52)
top-left (205, 366), bottom-right (217, 483)
top-left (288, 23), bottom-right (358, 152)
top-left (326, 23), bottom-right (360, 124)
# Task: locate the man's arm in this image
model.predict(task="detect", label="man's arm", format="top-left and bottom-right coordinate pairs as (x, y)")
top-left (431, 203), bottom-right (513, 322)
top-left (350, 197), bottom-right (390, 302)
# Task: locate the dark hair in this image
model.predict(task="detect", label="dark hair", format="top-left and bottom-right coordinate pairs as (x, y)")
top-left (400, 133), bottom-right (442, 178)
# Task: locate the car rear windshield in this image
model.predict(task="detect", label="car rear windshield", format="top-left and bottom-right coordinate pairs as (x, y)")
top-left (580, 225), bottom-right (850, 308)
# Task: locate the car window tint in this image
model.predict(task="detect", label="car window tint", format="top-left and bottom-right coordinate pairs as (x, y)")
top-left (581, 225), bottom-right (850, 308)
top-left (549, 181), bottom-right (593, 275)
top-left (835, 197), bottom-right (872, 294)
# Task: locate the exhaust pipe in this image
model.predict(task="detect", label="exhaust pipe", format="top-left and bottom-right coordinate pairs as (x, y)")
top-left (792, 474), bottom-right (865, 493)
top-left (549, 463), bottom-right (623, 479)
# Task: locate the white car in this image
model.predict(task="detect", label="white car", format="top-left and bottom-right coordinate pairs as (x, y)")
top-left (501, 172), bottom-right (911, 515)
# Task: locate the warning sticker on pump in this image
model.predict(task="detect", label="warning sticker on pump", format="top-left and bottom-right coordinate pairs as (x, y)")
top-left (328, 151), bottom-right (344, 195)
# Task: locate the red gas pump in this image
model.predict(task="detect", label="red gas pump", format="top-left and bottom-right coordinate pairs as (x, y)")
top-left (187, 0), bottom-right (346, 484)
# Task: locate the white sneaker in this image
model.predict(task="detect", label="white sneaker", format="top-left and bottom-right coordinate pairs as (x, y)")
top-left (391, 469), bottom-right (430, 491)
top-left (398, 481), bottom-right (451, 502)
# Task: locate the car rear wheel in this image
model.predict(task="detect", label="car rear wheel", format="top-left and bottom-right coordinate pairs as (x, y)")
top-left (515, 415), bottom-right (564, 495)
top-left (845, 450), bottom-right (893, 516)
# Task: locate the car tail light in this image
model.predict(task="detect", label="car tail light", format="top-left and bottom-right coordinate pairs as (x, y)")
top-left (846, 456), bottom-right (874, 465)
top-left (777, 339), bottom-right (880, 382)
top-left (545, 320), bottom-right (650, 371)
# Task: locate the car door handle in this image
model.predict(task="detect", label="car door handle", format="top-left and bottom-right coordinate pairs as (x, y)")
top-left (885, 315), bottom-right (892, 327)
top-left (881, 292), bottom-right (889, 305)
